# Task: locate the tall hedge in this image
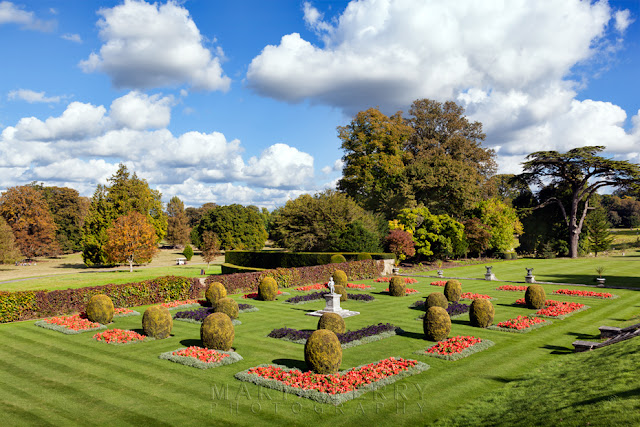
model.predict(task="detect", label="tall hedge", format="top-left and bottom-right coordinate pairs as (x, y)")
top-left (224, 250), bottom-right (393, 269)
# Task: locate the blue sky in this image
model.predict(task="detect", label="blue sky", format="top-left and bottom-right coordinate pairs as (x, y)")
top-left (0, 0), bottom-right (639, 209)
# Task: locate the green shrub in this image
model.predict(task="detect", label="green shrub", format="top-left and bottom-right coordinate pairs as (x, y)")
top-left (525, 284), bottom-right (546, 309)
top-left (201, 312), bottom-right (234, 351)
top-left (425, 292), bottom-right (448, 310)
top-left (214, 297), bottom-right (239, 319)
top-left (183, 245), bottom-right (194, 261)
top-left (357, 253), bottom-right (372, 260)
top-left (333, 269), bottom-right (348, 287)
top-left (142, 305), bottom-right (173, 339)
top-left (444, 280), bottom-right (462, 302)
top-left (330, 254), bottom-right (347, 264)
top-left (85, 294), bottom-right (114, 324)
top-left (334, 284), bottom-right (347, 302)
top-left (258, 277), bottom-right (278, 301)
top-left (205, 282), bottom-right (227, 307)
top-left (423, 306), bottom-right (451, 341)
top-left (389, 276), bottom-right (406, 297)
top-left (317, 312), bottom-right (346, 334)
top-left (304, 329), bottom-right (342, 374)
top-left (469, 299), bottom-right (495, 328)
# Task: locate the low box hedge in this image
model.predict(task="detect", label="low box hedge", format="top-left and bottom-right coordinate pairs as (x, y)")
top-left (225, 250), bottom-right (393, 269)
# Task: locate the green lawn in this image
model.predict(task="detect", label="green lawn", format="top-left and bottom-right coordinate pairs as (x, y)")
top-left (1, 260), bottom-right (640, 425)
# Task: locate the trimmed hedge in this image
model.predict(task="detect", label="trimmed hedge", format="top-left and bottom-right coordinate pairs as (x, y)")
top-left (0, 276), bottom-right (203, 324)
top-left (225, 250), bottom-right (393, 269)
top-left (206, 260), bottom-right (384, 295)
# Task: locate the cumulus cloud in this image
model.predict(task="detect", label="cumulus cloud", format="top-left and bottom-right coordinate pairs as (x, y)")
top-left (248, 0), bottom-right (640, 165)
top-left (80, 0), bottom-right (230, 91)
top-left (244, 143), bottom-right (314, 189)
top-left (8, 89), bottom-right (62, 103)
top-left (110, 91), bottom-right (173, 130)
top-left (0, 1), bottom-right (56, 31)
top-left (61, 33), bottom-right (82, 43)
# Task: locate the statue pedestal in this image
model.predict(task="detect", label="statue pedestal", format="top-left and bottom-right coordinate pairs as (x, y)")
top-left (306, 293), bottom-right (360, 318)
top-left (485, 273), bottom-right (496, 281)
top-left (525, 275), bottom-right (536, 283)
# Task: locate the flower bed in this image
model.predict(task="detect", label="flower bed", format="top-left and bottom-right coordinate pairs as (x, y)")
top-left (460, 292), bottom-right (493, 300)
top-left (234, 357), bottom-right (429, 405)
top-left (242, 290), bottom-right (285, 299)
top-left (346, 283), bottom-right (373, 290)
top-left (93, 328), bottom-right (148, 344)
top-left (113, 307), bottom-right (141, 318)
top-left (159, 346), bottom-right (243, 369)
top-left (514, 298), bottom-right (560, 307)
top-left (383, 288), bottom-right (420, 295)
top-left (412, 301), bottom-right (470, 319)
top-left (268, 323), bottom-right (398, 349)
top-left (418, 336), bottom-right (494, 361)
top-left (173, 306), bottom-right (248, 325)
top-left (430, 281), bottom-right (447, 287)
top-left (161, 299), bottom-right (202, 310)
top-left (294, 283), bottom-right (326, 292)
top-left (552, 289), bottom-right (616, 299)
top-left (488, 315), bottom-right (551, 333)
top-left (34, 313), bottom-right (106, 335)
top-left (496, 285), bottom-right (527, 292)
top-left (284, 292), bottom-right (374, 304)
top-left (536, 302), bottom-right (588, 319)
top-left (374, 277), bottom-right (418, 284)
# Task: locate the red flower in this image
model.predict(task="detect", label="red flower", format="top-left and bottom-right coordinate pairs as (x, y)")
top-left (552, 289), bottom-right (613, 299)
top-left (45, 313), bottom-right (101, 331)
top-left (430, 281), bottom-right (447, 287)
top-left (173, 346), bottom-right (230, 363)
top-left (161, 300), bottom-right (199, 308)
top-left (460, 292), bottom-right (492, 300)
top-left (426, 336), bottom-right (482, 355)
top-left (93, 329), bottom-right (146, 344)
top-left (496, 285), bottom-right (527, 291)
top-left (496, 315), bottom-right (545, 330)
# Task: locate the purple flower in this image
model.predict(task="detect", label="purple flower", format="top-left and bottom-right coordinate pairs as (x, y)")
top-left (268, 323), bottom-right (396, 344)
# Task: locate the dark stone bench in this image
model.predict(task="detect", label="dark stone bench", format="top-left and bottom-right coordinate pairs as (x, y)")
top-left (572, 340), bottom-right (600, 352)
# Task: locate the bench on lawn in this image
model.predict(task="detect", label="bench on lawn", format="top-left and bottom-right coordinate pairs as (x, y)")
top-left (572, 323), bottom-right (640, 352)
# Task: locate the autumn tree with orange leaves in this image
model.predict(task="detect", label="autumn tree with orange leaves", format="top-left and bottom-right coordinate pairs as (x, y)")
top-left (104, 212), bottom-right (158, 272)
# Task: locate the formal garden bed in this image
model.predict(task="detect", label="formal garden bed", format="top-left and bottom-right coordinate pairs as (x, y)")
top-left (382, 287), bottom-right (420, 295)
top-left (159, 346), bottom-right (243, 369)
top-left (552, 289), bottom-right (617, 299)
top-left (430, 280), bottom-right (447, 287)
top-left (460, 292), bottom-right (494, 300)
top-left (284, 292), bottom-right (374, 304)
top-left (267, 323), bottom-right (400, 349)
top-left (93, 328), bottom-right (150, 344)
top-left (375, 277), bottom-right (418, 284)
top-left (160, 300), bottom-right (202, 310)
top-left (488, 316), bottom-right (552, 333)
top-left (410, 301), bottom-right (470, 319)
top-left (496, 285), bottom-right (527, 292)
top-left (34, 313), bottom-right (107, 334)
top-left (242, 291), bottom-right (287, 299)
top-left (113, 307), bottom-right (141, 317)
top-left (294, 283), bottom-right (374, 292)
top-left (418, 336), bottom-right (495, 361)
top-left (173, 306), bottom-right (249, 325)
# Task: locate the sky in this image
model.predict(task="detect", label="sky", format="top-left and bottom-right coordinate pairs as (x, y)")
top-left (0, 0), bottom-right (639, 210)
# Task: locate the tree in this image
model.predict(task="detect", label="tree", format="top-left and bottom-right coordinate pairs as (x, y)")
top-left (477, 198), bottom-right (523, 253)
top-left (271, 190), bottom-right (383, 252)
top-left (384, 229), bottom-right (416, 265)
top-left (82, 164), bottom-right (167, 266)
top-left (201, 231), bottom-right (221, 267)
top-left (392, 206), bottom-right (467, 259)
top-left (191, 204), bottom-right (268, 250)
top-left (462, 218), bottom-right (491, 257)
top-left (0, 185), bottom-right (59, 258)
top-left (166, 196), bottom-right (190, 247)
top-left (185, 202), bottom-right (217, 227)
top-left (516, 146), bottom-right (640, 258)
top-left (585, 207), bottom-right (614, 256)
top-left (0, 216), bottom-right (22, 264)
top-left (37, 185), bottom-right (89, 253)
top-left (601, 194), bottom-right (640, 228)
top-left (104, 212), bottom-right (158, 272)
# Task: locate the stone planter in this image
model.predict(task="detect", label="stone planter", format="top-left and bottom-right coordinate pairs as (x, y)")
top-left (596, 277), bottom-right (606, 287)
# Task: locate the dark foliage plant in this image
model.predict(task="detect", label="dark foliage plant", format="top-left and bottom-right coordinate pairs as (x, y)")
top-left (284, 292), bottom-right (374, 304)
top-left (174, 304), bottom-right (255, 323)
top-left (268, 323), bottom-right (396, 344)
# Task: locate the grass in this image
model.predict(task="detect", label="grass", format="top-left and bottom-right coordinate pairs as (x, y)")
top-left (1, 257), bottom-right (640, 425)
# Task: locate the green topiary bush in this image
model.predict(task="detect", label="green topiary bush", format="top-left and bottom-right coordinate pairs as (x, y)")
top-left (469, 298), bottom-right (495, 328)
top-left (333, 270), bottom-right (348, 287)
top-left (389, 276), bottom-right (406, 296)
top-left (214, 297), bottom-right (239, 319)
top-left (444, 280), bottom-right (462, 302)
top-left (258, 277), bottom-right (278, 301)
top-left (357, 252), bottom-right (372, 260)
top-left (304, 329), bottom-right (342, 374)
top-left (423, 306), bottom-right (451, 341)
top-left (330, 254), bottom-right (347, 264)
top-left (182, 245), bottom-right (194, 261)
top-left (205, 282), bottom-right (227, 307)
top-left (525, 284), bottom-right (546, 309)
top-left (85, 294), bottom-right (114, 324)
top-left (201, 312), bottom-right (234, 351)
top-left (334, 285), bottom-right (347, 302)
top-left (425, 292), bottom-right (448, 310)
top-left (142, 305), bottom-right (173, 339)
top-left (317, 312), bottom-right (346, 334)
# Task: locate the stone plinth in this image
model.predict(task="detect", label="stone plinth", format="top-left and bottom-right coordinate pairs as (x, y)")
top-left (485, 273), bottom-right (496, 281)
top-left (525, 275), bottom-right (535, 283)
top-left (306, 293), bottom-right (360, 318)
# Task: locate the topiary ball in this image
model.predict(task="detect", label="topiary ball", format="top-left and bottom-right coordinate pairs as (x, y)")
top-left (423, 306), bottom-right (451, 341)
top-left (333, 270), bottom-right (348, 287)
top-left (142, 305), bottom-right (173, 339)
top-left (330, 254), bottom-right (347, 264)
top-left (205, 282), bottom-right (227, 307)
top-left (258, 277), bottom-right (278, 301)
top-left (357, 253), bottom-right (372, 260)
top-left (469, 298), bottom-right (495, 328)
top-left (444, 280), bottom-right (462, 302)
top-left (86, 294), bottom-right (114, 324)
top-left (317, 312), bottom-right (346, 334)
top-left (425, 292), bottom-right (448, 310)
top-left (214, 297), bottom-right (239, 319)
top-left (304, 329), bottom-right (342, 374)
top-left (525, 284), bottom-right (546, 309)
top-left (334, 285), bottom-right (347, 302)
top-left (389, 276), bottom-right (406, 296)
top-left (201, 312), bottom-right (234, 351)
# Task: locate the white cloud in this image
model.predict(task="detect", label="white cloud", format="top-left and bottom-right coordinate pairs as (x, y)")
top-left (110, 91), bottom-right (173, 130)
top-left (244, 143), bottom-right (315, 189)
top-left (0, 1), bottom-right (56, 31)
top-left (61, 33), bottom-right (82, 43)
top-left (8, 89), bottom-right (62, 103)
top-left (80, 0), bottom-right (230, 91)
top-left (614, 9), bottom-right (633, 33)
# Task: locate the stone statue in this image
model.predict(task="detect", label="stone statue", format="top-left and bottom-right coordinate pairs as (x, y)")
top-left (485, 266), bottom-right (493, 274)
top-left (526, 268), bottom-right (534, 276)
top-left (328, 277), bottom-right (335, 294)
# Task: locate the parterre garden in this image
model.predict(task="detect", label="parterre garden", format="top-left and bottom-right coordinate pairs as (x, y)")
top-left (2, 260), bottom-right (640, 425)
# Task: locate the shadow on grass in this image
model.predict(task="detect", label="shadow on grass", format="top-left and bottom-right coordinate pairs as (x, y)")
top-left (396, 330), bottom-right (425, 341)
top-left (288, 307), bottom-right (317, 313)
top-left (487, 376), bottom-right (526, 384)
top-left (537, 273), bottom-right (640, 288)
top-left (571, 387), bottom-right (640, 408)
top-left (180, 338), bottom-right (201, 347)
top-left (566, 331), bottom-right (600, 340)
top-left (272, 358), bottom-right (306, 370)
top-left (541, 344), bottom-right (573, 355)
top-left (452, 318), bottom-right (472, 326)
top-left (56, 263), bottom-right (89, 269)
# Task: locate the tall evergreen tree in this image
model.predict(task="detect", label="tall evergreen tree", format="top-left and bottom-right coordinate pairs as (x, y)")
top-left (166, 196), bottom-right (190, 247)
top-left (585, 207), bottom-right (614, 256)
